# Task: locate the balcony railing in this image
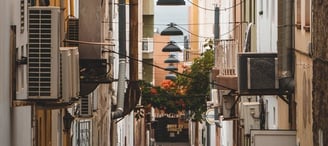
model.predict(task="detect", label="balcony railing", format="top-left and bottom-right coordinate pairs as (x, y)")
top-left (215, 39), bottom-right (239, 77)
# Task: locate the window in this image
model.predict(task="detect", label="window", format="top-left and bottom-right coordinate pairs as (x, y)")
top-left (304, 0), bottom-right (310, 31)
top-left (296, 0), bottom-right (301, 25)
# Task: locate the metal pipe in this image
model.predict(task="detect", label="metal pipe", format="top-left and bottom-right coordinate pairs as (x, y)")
top-left (112, 0), bottom-right (126, 119)
top-left (277, 0), bottom-right (295, 91)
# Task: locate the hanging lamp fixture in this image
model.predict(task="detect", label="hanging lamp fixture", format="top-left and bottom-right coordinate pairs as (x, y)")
top-left (160, 23), bottom-right (183, 36)
top-left (165, 72), bottom-right (177, 80)
top-left (164, 54), bottom-right (180, 63)
top-left (162, 41), bottom-right (182, 52)
top-left (165, 64), bottom-right (178, 71)
top-left (157, 0), bottom-right (186, 6)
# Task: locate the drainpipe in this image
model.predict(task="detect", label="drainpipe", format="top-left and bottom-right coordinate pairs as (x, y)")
top-left (112, 0), bottom-right (126, 119)
top-left (277, 0), bottom-right (295, 92)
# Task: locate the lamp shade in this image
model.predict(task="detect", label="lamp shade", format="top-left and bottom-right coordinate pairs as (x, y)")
top-left (165, 64), bottom-right (178, 71)
top-left (162, 41), bottom-right (182, 52)
top-left (160, 23), bottom-right (183, 36)
top-left (164, 54), bottom-right (180, 63)
top-left (165, 73), bottom-right (177, 80)
top-left (157, 0), bottom-right (186, 5)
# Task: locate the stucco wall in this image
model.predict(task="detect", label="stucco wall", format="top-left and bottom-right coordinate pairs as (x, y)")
top-left (0, 0), bottom-right (12, 145)
top-left (294, 52), bottom-right (313, 146)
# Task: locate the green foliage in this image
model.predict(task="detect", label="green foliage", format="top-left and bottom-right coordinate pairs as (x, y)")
top-left (176, 49), bottom-right (214, 121)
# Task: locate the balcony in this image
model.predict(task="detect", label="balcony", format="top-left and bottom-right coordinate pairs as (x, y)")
top-left (142, 38), bottom-right (154, 59)
top-left (213, 39), bottom-right (239, 90)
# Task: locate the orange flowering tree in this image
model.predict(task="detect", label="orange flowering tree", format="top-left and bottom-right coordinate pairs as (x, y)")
top-left (139, 49), bottom-right (214, 122)
top-left (139, 79), bottom-right (186, 113)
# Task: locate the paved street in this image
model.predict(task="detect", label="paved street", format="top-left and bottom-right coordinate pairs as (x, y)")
top-left (156, 142), bottom-right (190, 146)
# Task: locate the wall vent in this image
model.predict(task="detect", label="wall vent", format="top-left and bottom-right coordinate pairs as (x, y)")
top-left (66, 18), bottom-right (79, 47)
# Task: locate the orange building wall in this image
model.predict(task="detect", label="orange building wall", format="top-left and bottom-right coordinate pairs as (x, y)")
top-left (153, 33), bottom-right (171, 86)
top-left (189, 0), bottom-right (200, 61)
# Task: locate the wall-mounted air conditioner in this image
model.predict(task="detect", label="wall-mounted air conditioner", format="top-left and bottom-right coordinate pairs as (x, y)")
top-left (28, 6), bottom-right (60, 99)
top-left (142, 38), bottom-right (153, 52)
top-left (70, 47), bottom-right (80, 98)
top-left (60, 47), bottom-right (79, 102)
top-left (239, 102), bottom-right (261, 135)
top-left (60, 48), bottom-right (73, 101)
top-left (238, 53), bottom-right (278, 94)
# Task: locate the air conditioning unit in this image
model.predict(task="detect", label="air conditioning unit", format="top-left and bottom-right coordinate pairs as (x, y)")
top-left (70, 47), bottom-right (80, 98)
top-left (238, 53), bottom-right (278, 93)
top-left (142, 38), bottom-right (153, 52)
top-left (60, 48), bottom-right (73, 101)
top-left (28, 7), bottom-right (60, 99)
top-left (239, 102), bottom-right (261, 135)
top-left (80, 95), bottom-right (92, 117)
top-left (60, 47), bottom-right (80, 102)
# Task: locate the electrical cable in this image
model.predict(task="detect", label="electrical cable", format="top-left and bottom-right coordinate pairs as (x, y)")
top-left (186, 0), bottom-right (244, 11)
top-left (64, 39), bottom-right (236, 90)
top-left (176, 23), bottom-right (241, 39)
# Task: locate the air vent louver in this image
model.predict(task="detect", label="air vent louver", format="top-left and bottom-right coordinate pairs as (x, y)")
top-left (28, 7), bottom-right (60, 99)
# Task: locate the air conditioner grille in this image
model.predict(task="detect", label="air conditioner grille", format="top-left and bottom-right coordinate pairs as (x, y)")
top-left (66, 18), bottom-right (79, 46)
top-left (28, 7), bottom-right (58, 98)
top-left (80, 95), bottom-right (91, 116)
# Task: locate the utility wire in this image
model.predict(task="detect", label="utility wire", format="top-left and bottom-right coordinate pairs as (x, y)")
top-left (64, 39), bottom-right (236, 90)
top-left (186, 0), bottom-right (244, 11)
top-left (176, 23), bottom-right (241, 39)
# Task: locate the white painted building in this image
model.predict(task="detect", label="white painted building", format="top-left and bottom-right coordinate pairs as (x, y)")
top-left (256, 0), bottom-right (279, 130)
top-left (0, 0), bottom-right (32, 146)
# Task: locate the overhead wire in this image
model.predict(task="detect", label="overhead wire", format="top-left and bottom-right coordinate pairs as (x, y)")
top-left (64, 39), bottom-right (236, 90)
top-left (186, 0), bottom-right (244, 11)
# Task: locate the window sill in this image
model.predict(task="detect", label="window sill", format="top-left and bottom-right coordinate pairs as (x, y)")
top-left (303, 25), bottom-right (310, 32)
top-left (295, 23), bottom-right (302, 29)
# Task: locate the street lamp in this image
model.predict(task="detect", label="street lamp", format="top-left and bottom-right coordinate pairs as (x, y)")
top-left (165, 64), bottom-right (178, 71)
top-left (165, 72), bottom-right (177, 80)
top-left (164, 54), bottom-right (180, 63)
top-left (156, 0), bottom-right (186, 5)
top-left (63, 109), bottom-right (74, 132)
top-left (162, 41), bottom-right (182, 52)
top-left (160, 23), bottom-right (183, 36)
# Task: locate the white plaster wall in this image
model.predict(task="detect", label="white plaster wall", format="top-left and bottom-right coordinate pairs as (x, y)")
top-left (256, 0), bottom-right (278, 53)
top-left (220, 0), bottom-right (233, 40)
top-left (0, 0), bottom-right (12, 145)
top-left (263, 96), bottom-right (278, 129)
top-left (13, 106), bottom-right (32, 146)
top-left (221, 121), bottom-right (233, 146)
